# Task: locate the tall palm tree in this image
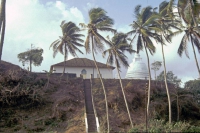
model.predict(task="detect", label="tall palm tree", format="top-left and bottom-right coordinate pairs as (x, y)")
top-left (79, 7), bottom-right (116, 133)
top-left (153, 0), bottom-right (182, 124)
top-left (175, 6), bottom-right (200, 78)
top-left (50, 21), bottom-right (84, 75)
top-left (103, 33), bottom-right (135, 128)
top-left (0, 0), bottom-right (6, 62)
top-left (127, 6), bottom-right (159, 126)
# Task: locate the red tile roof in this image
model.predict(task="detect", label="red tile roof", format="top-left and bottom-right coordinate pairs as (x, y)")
top-left (51, 58), bottom-right (115, 69)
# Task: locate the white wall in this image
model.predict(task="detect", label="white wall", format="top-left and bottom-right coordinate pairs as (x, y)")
top-left (53, 66), bottom-right (114, 79)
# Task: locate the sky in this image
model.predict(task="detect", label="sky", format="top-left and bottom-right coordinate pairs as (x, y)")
top-left (2, 0), bottom-right (200, 86)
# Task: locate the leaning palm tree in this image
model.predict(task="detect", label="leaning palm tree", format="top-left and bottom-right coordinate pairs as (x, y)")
top-left (103, 33), bottom-right (135, 128)
top-left (175, 7), bottom-right (200, 78)
top-left (153, 0), bottom-right (182, 124)
top-left (50, 21), bottom-right (84, 75)
top-left (0, 0), bottom-right (6, 62)
top-left (79, 7), bottom-right (116, 133)
top-left (127, 5), bottom-right (159, 127)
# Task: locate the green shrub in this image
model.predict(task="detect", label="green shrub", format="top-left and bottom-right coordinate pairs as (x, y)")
top-left (149, 127), bottom-right (162, 133)
top-left (182, 126), bottom-right (200, 132)
top-left (128, 127), bottom-right (139, 133)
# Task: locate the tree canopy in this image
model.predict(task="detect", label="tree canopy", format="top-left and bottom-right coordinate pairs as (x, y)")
top-left (18, 48), bottom-right (43, 72)
top-left (151, 61), bottom-right (162, 80)
top-left (157, 71), bottom-right (181, 86)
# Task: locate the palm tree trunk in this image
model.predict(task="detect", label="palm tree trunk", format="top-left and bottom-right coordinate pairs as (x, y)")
top-left (30, 57), bottom-right (32, 72)
top-left (155, 70), bottom-right (157, 86)
top-left (29, 44), bottom-right (33, 72)
top-left (92, 36), bottom-right (110, 133)
top-left (62, 43), bottom-right (67, 77)
top-left (144, 42), bottom-right (151, 128)
top-left (191, 36), bottom-right (200, 78)
top-left (177, 95), bottom-right (179, 121)
top-left (0, 0), bottom-right (6, 62)
top-left (115, 57), bottom-right (133, 128)
top-left (46, 76), bottom-right (50, 88)
top-left (161, 44), bottom-right (171, 124)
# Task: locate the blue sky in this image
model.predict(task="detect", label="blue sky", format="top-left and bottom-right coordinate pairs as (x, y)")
top-left (2, 0), bottom-right (199, 86)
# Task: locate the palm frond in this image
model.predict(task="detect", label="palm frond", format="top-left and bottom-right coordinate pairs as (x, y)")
top-left (192, 36), bottom-right (200, 54)
top-left (143, 13), bottom-right (158, 27)
top-left (134, 5), bottom-right (141, 17)
top-left (50, 39), bottom-right (60, 49)
top-left (137, 35), bottom-right (143, 53)
top-left (178, 34), bottom-right (189, 58)
top-left (85, 35), bottom-right (91, 53)
top-left (93, 35), bottom-right (104, 53)
top-left (141, 6), bottom-right (153, 23)
top-left (117, 53), bottom-right (129, 68)
top-left (144, 36), bottom-right (156, 55)
top-left (107, 52), bottom-right (114, 66)
top-left (53, 49), bottom-right (58, 58)
top-left (79, 23), bottom-right (87, 28)
top-left (95, 31), bottom-right (112, 47)
top-left (102, 49), bottom-right (109, 58)
top-left (98, 27), bottom-right (116, 33)
top-left (126, 29), bottom-right (137, 36)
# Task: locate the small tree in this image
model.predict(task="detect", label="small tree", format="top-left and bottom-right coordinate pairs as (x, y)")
top-left (43, 69), bottom-right (55, 89)
top-left (185, 80), bottom-right (200, 101)
top-left (151, 61), bottom-right (162, 80)
top-left (157, 71), bottom-right (181, 85)
top-left (18, 45), bottom-right (43, 72)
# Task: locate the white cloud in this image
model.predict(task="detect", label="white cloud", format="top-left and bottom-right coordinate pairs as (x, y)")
top-left (55, 1), bottom-right (66, 10)
top-left (86, 2), bottom-right (98, 9)
top-left (2, 0), bottom-right (199, 85)
top-left (3, 0), bottom-right (85, 72)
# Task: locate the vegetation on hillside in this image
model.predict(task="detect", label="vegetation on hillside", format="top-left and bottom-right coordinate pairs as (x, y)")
top-left (0, 65), bottom-right (85, 133)
top-left (0, 0), bottom-right (200, 132)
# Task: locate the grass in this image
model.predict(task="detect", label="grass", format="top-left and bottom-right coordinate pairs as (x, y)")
top-left (128, 119), bottom-right (200, 133)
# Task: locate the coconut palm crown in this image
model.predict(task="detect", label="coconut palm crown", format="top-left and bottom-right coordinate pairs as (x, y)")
top-left (177, 8), bottom-right (200, 77)
top-left (80, 7), bottom-right (116, 54)
top-left (50, 21), bottom-right (84, 74)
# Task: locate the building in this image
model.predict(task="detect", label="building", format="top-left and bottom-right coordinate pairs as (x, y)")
top-left (50, 58), bottom-right (115, 79)
top-left (125, 54), bottom-right (149, 79)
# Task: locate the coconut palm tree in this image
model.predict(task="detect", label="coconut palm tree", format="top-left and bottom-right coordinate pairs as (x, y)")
top-left (0, 0), bottom-right (6, 62)
top-left (79, 7), bottom-right (116, 132)
top-left (175, 6), bottom-right (200, 78)
top-left (153, 0), bottom-right (182, 124)
top-left (127, 6), bottom-right (159, 126)
top-left (50, 21), bottom-right (84, 75)
top-left (103, 32), bottom-right (135, 128)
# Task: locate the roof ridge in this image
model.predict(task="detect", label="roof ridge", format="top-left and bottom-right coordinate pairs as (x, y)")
top-left (51, 58), bottom-right (115, 69)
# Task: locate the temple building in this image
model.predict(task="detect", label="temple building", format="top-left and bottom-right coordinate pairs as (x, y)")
top-left (125, 54), bottom-right (149, 79)
top-left (50, 58), bottom-right (115, 79)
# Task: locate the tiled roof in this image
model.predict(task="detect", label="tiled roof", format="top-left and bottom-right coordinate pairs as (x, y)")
top-left (51, 58), bottom-right (115, 69)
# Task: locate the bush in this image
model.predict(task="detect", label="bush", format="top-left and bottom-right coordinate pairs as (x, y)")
top-left (182, 126), bottom-right (200, 132)
top-left (128, 127), bottom-right (139, 133)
